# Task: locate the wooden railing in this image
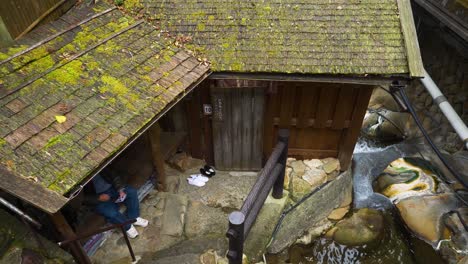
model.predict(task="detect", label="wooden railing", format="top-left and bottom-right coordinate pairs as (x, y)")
top-left (226, 129), bottom-right (289, 264)
top-left (58, 219), bottom-right (137, 263)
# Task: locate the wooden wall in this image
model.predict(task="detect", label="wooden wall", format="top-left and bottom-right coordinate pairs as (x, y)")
top-left (263, 82), bottom-right (373, 170)
top-left (0, 0), bottom-right (75, 39)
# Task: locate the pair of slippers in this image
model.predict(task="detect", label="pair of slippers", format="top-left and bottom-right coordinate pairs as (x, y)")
top-left (200, 165), bottom-right (216, 177)
top-left (187, 174), bottom-right (209, 187)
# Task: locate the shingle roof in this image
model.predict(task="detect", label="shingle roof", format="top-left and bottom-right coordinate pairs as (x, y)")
top-left (126, 0), bottom-right (417, 76)
top-left (0, 3), bottom-right (209, 213)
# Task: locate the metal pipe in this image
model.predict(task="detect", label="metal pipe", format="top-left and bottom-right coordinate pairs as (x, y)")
top-left (0, 197), bottom-right (42, 228)
top-left (420, 69), bottom-right (468, 149)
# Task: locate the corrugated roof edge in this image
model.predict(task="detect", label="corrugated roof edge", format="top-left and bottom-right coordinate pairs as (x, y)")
top-left (397, 0), bottom-right (425, 78)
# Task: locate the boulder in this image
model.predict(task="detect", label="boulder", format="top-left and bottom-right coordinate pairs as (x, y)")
top-left (290, 160), bottom-right (306, 177)
top-left (368, 87), bottom-right (400, 111)
top-left (361, 110), bottom-right (409, 141)
top-left (268, 171), bottom-right (352, 253)
top-left (295, 219), bottom-right (333, 245)
top-left (396, 194), bottom-right (460, 242)
top-left (328, 206), bottom-right (350, 221)
top-left (330, 208), bottom-right (384, 246)
top-left (303, 159), bottom-right (323, 169)
top-left (322, 158), bottom-right (340, 174)
top-left (301, 167), bottom-right (327, 187)
top-left (291, 176), bottom-right (313, 201)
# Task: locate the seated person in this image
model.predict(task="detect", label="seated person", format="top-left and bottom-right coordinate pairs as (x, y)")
top-left (92, 169), bottom-right (149, 238)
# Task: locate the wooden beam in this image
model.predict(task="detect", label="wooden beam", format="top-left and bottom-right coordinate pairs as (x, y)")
top-left (397, 0), bottom-right (425, 78)
top-left (0, 166), bottom-right (68, 214)
top-left (147, 123), bottom-right (166, 191)
top-left (338, 87), bottom-right (374, 170)
top-left (209, 72), bottom-right (405, 86)
top-left (50, 211), bottom-right (91, 264)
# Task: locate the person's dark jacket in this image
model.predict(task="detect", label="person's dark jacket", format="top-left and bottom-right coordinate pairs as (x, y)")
top-left (100, 168), bottom-right (124, 192)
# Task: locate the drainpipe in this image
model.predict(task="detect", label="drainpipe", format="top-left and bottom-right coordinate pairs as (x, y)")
top-left (0, 197), bottom-right (42, 228)
top-left (420, 69), bottom-right (468, 150)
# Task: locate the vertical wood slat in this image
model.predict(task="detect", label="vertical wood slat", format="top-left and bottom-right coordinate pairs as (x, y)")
top-left (278, 83), bottom-right (296, 128)
top-left (337, 86), bottom-right (374, 170)
top-left (331, 86), bottom-right (355, 130)
top-left (241, 88), bottom-right (253, 169)
top-left (232, 87), bottom-right (242, 169)
top-left (222, 86), bottom-right (233, 169)
top-left (252, 88), bottom-right (265, 169)
top-left (211, 87), bottom-right (224, 169)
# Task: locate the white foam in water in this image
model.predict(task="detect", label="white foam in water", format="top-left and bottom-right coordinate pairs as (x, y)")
top-left (353, 138), bottom-right (392, 154)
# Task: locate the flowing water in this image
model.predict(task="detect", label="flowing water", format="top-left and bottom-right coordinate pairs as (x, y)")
top-left (266, 139), bottom-right (445, 264)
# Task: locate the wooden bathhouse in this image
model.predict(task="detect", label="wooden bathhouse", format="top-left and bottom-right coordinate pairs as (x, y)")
top-left (0, 0), bottom-right (423, 262)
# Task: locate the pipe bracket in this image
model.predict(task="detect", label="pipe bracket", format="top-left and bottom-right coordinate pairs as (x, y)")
top-left (433, 95), bottom-right (448, 105)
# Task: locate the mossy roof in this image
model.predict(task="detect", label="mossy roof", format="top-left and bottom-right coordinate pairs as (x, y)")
top-left (0, 3), bottom-right (209, 213)
top-left (125, 0), bottom-right (420, 76)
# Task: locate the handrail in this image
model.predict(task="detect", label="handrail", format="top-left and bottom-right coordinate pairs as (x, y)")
top-left (58, 219), bottom-right (137, 262)
top-left (226, 129), bottom-right (289, 264)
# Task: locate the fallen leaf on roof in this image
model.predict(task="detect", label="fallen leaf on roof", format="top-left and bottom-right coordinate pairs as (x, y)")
top-left (55, 115), bottom-right (67, 123)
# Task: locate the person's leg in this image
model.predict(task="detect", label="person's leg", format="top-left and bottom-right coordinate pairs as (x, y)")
top-left (123, 186), bottom-right (140, 219)
top-left (96, 200), bottom-right (131, 230)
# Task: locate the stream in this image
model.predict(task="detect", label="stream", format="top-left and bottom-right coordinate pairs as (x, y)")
top-left (266, 138), bottom-right (447, 264)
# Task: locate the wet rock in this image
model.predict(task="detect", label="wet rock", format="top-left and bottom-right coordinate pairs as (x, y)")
top-left (268, 171), bottom-right (352, 253)
top-left (290, 160), bottom-right (306, 177)
top-left (396, 194), bottom-right (460, 242)
top-left (444, 211), bottom-right (468, 253)
top-left (322, 158), bottom-right (340, 174)
top-left (200, 249), bottom-right (217, 264)
top-left (161, 194), bottom-right (188, 237)
top-left (184, 201), bottom-right (228, 239)
top-left (301, 167), bottom-right (327, 187)
top-left (295, 219), bottom-right (333, 245)
top-left (303, 159), bottom-right (323, 169)
top-left (327, 206), bottom-right (350, 221)
top-left (362, 109), bottom-right (409, 141)
top-left (330, 208), bottom-right (384, 246)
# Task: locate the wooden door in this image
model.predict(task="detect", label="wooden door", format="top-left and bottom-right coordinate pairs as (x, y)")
top-left (211, 87), bottom-right (265, 170)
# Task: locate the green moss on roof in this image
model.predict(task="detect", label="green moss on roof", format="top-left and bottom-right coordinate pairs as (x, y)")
top-left (0, 2), bottom-right (209, 199)
top-left (127, 0), bottom-right (410, 75)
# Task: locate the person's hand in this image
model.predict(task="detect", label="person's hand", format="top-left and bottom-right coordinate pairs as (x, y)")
top-left (119, 190), bottom-right (126, 199)
top-left (98, 194), bottom-right (110, 202)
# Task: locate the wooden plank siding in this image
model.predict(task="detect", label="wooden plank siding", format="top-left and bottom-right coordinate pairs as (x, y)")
top-left (263, 82), bottom-right (373, 170)
top-left (0, 0), bottom-right (76, 39)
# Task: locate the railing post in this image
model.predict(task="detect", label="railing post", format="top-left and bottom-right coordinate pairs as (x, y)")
top-left (273, 129), bottom-right (289, 199)
top-left (226, 211), bottom-right (245, 264)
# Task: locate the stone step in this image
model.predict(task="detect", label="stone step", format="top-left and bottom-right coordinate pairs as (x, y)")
top-left (160, 193), bottom-right (188, 237)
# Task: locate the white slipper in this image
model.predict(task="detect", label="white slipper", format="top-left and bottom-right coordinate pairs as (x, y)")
top-left (187, 177), bottom-right (205, 187)
top-left (190, 174), bottom-right (209, 182)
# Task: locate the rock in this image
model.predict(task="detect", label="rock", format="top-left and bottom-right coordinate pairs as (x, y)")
top-left (147, 253), bottom-right (201, 264)
top-left (245, 191), bottom-right (289, 261)
top-left (368, 87), bottom-right (400, 111)
top-left (322, 158), bottom-right (340, 174)
top-left (178, 171), bottom-right (257, 210)
top-left (328, 206), bottom-right (350, 220)
top-left (331, 208), bottom-right (384, 246)
top-left (396, 194), bottom-right (460, 242)
top-left (444, 211), bottom-right (468, 253)
top-left (290, 161), bottom-right (306, 177)
top-left (284, 167), bottom-right (292, 190)
top-left (303, 159), bottom-right (323, 169)
top-left (168, 152), bottom-right (191, 171)
top-left (268, 171), bottom-right (352, 253)
top-left (0, 247), bottom-right (22, 263)
top-left (291, 176), bottom-right (313, 201)
top-left (295, 219), bottom-right (333, 245)
top-left (340, 186), bottom-right (353, 208)
top-left (301, 167), bottom-right (327, 187)
top-left (161, 194), bottom-right (188, 237)
top-left (361, 110), bottom-right (409, 141)
top-left (184, 201), bottom-right (228, 239)
top-left (200, 249), bottom-right (217, 264)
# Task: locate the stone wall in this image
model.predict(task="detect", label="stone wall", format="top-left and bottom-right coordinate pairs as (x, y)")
top-left (406, 15), bottom-right (468, 153)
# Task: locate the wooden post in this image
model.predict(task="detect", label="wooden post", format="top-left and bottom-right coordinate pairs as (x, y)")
top-left (226, 211), bottom-right (245, 264)
top-left (148, 122), bottom-right (166, 191)
top-left (50, 212), bottom-right (91, 264)
top-left (273, 129), bottom-right (289, 199)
